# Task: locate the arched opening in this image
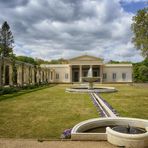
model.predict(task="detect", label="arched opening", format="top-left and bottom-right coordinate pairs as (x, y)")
top-left (5, 65), bottom-right (10, 85)
top-left (13, 66), bottom-right (17, 85)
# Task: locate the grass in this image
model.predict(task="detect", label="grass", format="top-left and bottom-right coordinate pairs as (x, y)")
top-left (100, 84), bottom-right (148, 119)
top-left (0, 84), bottom-right (98, 139)
top-left (0, 84), bottom-right (147, 139)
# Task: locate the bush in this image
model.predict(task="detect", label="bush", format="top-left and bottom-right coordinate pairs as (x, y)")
top-left (0, 83), bottom-right (50, 95)
top-left (0, 87), bottom-right (20, 95)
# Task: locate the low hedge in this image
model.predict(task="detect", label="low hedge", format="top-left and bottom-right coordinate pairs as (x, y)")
top-left (0, 83), bottom-right (49, 95)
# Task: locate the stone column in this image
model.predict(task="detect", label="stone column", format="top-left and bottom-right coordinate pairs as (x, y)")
top-left (3, 62), bottom-right (5, 85)
top-left (53, 70), bottom-right (55, 82)
top-left (23, 65), bottom-right (26, 84)
top-left (36, 68), bottom-right (39, 83)
top-left (79, 65), bottom-right (82, 82)
top-left (32, 67), bottom-right (35, 84)
top-left (27, 66), bottom-right (30, 84)
top-left (21, 64), bottom-right (24, 86)
top-left (19, 64), bottom-right (23, 86)
top-left (100, 65), bottom-right (103, 83)
top-left (69, 65), bottom-right (72, 83)
top-left (16, 65), bottom-right (19, 85)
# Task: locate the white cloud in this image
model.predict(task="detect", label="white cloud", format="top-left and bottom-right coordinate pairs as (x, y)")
top-left (0, 0), bottom-right (144, 62)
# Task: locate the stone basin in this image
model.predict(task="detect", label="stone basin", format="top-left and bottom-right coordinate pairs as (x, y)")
top-left (66, 86), bottom-right (117, 93)
top-left (71, 117), bottom-right (148, 148)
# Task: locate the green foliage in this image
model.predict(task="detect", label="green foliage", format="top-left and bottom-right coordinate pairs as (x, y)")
top-left (131, 8), bottom-right (148, 58)
top-left (108, 60), bottom-right (132, 64)
top-left (15, 56), bottom-right (38, 65)
top-left (133, 57), bottom-right (148, 82)
top-left (0, 83), bottom-right (50, 96)
top-left (0, 87), bottom-right (20, 95)
top-left (139, 65), bottom-right (148, 81)
top-left (35, 58), bottom-right (51, 65)
top-left (0, 44), bottom-right (2, 55)
top-left (49, 58), bottom-right (68, 64)
top-left (28, 58), bottom-right (68, 65)
top-left (0, 21), bottom-right (14, 57)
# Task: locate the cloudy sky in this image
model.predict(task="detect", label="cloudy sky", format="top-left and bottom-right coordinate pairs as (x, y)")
top-left (0, 0), bottom-right (147, 62)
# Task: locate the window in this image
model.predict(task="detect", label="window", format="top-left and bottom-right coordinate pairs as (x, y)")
top-left (65, 73), bottom-right (68, 79)
top-left (56, 73), bottom-right (59, 79)
top-left (83, 71), bottom-right (87, 77)
top-left (93, 71), bottom-right (98, 77)
top-left (112, 73), bottom-right (116, 80)
top-left (103, 73), bottom-right (107, 79)
top-left (122, 73), bottom-right (126, 80)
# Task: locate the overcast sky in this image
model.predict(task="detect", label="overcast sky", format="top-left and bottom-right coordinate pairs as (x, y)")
top-left (0, 0), bottom-right (147, 62)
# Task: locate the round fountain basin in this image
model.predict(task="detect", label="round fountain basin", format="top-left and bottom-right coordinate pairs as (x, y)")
top-left (71, 117), bottom-right (148, 147)
top-left (66, 86), bottom-right (117, 93)
top-left (82, 77), bottom-right (99, 82)
top-left (112, 125), bottom-right (146, 134)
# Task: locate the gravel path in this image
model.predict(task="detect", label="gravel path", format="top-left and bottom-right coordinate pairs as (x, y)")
top-left (0, 139), bottom-right (116, 148)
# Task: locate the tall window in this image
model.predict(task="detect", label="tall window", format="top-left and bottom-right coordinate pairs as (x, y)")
top-left (56, 73), bottom-right (59, 79)
top-left (112, 73), bottom-right (116, 80)
top-left (103, 73), bottom-right (107, 79)
top-left (65, 73), bottom-right (68, 79)
top-left (122, 73), bottom-right (126, 80)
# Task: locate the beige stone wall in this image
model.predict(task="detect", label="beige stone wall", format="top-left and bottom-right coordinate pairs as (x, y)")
top-left (0, 57), bottom-right (50, 86)
top-left (103, 64), bottom-right (132, 82)
top-left (54, 66), bottom-right (70, 83)
top-left (0, 56), bottom-right (133, 86)
top-left (41, 65), bottom-right (71, 83)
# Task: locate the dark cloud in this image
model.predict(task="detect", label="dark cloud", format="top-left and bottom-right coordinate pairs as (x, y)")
top-left (0, 0), bottom-right (29, 8)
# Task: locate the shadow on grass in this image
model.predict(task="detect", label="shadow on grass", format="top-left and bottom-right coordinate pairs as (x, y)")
top-left (0, 84), bottom-right (57, 102)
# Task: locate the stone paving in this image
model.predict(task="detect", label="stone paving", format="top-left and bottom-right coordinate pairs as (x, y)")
top-left (0, 139), bottom-right (116, 148)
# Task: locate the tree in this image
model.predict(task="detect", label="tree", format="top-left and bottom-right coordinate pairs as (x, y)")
top-left (131, 8), bottom-right (148, 58)
top-left (139, 65), bottom-right (148, 82)
top-left (15, 56), bottom-right (37, 65)
top-left (0, 21), bottom-right (14, 57)
top-left (0, 21), bottom-right (14, 86)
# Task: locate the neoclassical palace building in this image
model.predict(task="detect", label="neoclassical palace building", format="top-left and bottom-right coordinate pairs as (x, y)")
top-left (0, 55), bottom-right (133, 86)
top-left (41, 55), bottom-right (133, 83)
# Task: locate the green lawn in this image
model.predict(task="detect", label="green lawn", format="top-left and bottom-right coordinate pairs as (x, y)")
top-left (0, 84), bottom-right (98, 139)
top-left (100, 84), bottom-right (148, 119)
top-left (0, 84), bottom-right (147, 139)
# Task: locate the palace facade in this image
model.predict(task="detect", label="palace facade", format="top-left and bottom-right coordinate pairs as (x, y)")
top-left (0, 55), bottom-right (133, 86)
top-left (41, 55), bottom-right (133, 83)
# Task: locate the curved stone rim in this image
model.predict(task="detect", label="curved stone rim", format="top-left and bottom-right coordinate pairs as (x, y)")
top-left (72, 117), bottom-right (148, 134)
top-left (66, 86), bottom-right (117, 93)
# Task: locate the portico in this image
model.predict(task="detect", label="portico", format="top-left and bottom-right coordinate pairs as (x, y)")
top-left (69, 55), bottom-right (103, 83)
top-left (70, 65), bottom-right (103, 83)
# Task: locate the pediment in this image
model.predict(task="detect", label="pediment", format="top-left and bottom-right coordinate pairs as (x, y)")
top-left (69, 55), bottom-right (103, 62)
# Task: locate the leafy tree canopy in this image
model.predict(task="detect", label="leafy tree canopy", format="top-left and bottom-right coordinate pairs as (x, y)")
top-left (131, 8), bottom-right (148, 58)
top-left (15, 56), bottom-right (38, 65)
top-left (107, 60), bottom-right (132, 64)
top-left (35, 58), bottom-right (51, 65)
